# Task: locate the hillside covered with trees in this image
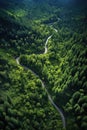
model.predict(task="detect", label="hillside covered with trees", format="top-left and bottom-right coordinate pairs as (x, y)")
top-left (0, 0), bottom-right (87, 130)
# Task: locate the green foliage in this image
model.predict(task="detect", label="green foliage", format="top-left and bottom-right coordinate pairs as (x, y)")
top-left (0, 1), bottom-right (87, 130)
top-left (0, 52), bottom-right (62, 130)
top-left (20, 5), bottom-right (87, 130)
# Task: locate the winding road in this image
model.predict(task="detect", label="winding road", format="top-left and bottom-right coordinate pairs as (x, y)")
top-left (16, 28), bottom-right (66, 129)
top-left (44, 35), bottom-right (52, 54)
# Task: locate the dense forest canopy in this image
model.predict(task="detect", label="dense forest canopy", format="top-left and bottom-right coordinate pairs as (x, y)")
top-left (0, 0), bottom-right (87, 130)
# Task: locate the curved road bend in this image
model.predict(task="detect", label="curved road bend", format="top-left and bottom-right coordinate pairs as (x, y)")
top-left (16, 28), bottom-right (66, 129)
top-left (54, 28), bottom-right (58, 32)
top-left (44, 35), bottom-right (52, 54)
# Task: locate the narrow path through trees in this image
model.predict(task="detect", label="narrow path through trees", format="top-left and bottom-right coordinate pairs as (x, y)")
top-left (16, 28), bottom-right (66, 129)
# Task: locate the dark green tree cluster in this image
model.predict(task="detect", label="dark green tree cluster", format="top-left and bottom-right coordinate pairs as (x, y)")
top-left (0, 9), bottom-right (51, 56)
top-left (20, 6), bottom-right (87, 130)
top-left (0, 0), bottom-right (87, 130)
top-left (0, 52), bottom-right (63, 130)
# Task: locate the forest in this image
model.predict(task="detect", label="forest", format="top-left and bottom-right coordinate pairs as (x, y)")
top-left (0, 0), bottom-right (87, 130)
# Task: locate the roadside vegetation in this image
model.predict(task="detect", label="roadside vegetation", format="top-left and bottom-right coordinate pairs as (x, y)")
top-left (0, 0), bottom-right (87, 130)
